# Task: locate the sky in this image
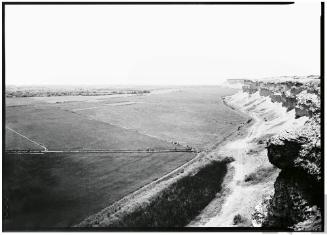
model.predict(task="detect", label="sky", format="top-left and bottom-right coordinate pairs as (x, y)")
top-left (5, 2), bottom-right (321, 86)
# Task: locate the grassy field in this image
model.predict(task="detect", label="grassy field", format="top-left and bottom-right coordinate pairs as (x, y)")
top-left (59, 87), bottom-right (248, 149)
top-left (5, 86), bottom-right (246, 151)
top-left (5, 105), bottom-right (182, 151)
top-left (3, 151), bottom-right (195, 229)
top-left (4, 86), bottom-right (247, 229)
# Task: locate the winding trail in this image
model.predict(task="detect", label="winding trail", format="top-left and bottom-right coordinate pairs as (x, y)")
top-left (199, 114), bottom-right (274, 227)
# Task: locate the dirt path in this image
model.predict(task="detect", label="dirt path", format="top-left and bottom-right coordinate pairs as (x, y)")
top-left (196, 114), bottom-right (275, 227)
top-left (6, 126), bottom-right (48, 151)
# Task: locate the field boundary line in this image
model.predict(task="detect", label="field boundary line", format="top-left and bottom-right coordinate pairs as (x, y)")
top-left (6, 126), bottom-right (48, 151)
top-left (5, 149), bottom-right (197, 154)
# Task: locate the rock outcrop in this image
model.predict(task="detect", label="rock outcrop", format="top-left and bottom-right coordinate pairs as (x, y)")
top-left (262, 169), bottom-right (322, 231)
top-left (241, 76), bottom-right (322, 231)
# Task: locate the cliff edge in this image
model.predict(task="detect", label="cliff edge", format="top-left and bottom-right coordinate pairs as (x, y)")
top-left (235, 76), bottom-right (322, 231)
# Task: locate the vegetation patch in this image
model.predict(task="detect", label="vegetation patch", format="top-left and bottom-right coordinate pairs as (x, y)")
top-left (233, 214), bottom-right (251, 226)
top-left (244, 166), bottom-right (277, 185)
top-left (251, 133), bottom-right (275, 145)
top-left (91, 160), bottom-right (228, 227)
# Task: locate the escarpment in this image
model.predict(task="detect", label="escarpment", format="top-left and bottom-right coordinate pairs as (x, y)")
top-left (241, 76), bottom-right (320, 119)
top-left (241, 76), bottom-right (322, 231)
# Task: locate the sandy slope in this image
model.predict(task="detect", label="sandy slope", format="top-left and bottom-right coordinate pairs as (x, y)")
top-left (189, 91), bottom-right (308, 227)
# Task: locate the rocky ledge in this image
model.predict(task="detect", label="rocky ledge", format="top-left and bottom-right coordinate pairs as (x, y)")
top-left (238, 76), bottom-right (322, 231)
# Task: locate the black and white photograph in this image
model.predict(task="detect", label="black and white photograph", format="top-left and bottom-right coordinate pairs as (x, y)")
top-left (2, 1), bottom-right (324, 232)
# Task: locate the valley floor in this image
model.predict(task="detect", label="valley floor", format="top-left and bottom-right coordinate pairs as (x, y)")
top-left (4, 86), bottom-right (247, 230)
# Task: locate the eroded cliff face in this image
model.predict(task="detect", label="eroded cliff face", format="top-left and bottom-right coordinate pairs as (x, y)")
top-left (241, 76), bottom-right (322, 231)
top-left (263, 118), bottom-right (322, 231)
top-left (242, 77), bottom-right (320, 119)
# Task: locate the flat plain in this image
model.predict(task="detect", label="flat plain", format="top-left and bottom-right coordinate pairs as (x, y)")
top-left (6, 105), bottom-right (180, 151)
top-left (4, 86), bottom-right (247, 229)
top-left (55, 86), bottom-right (248, 149)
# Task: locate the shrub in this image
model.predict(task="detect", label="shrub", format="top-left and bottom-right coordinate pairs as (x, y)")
top-left (244, 166), bottom-right (276, 184)
top-left (108, 160), bottom-right (228, 227)
top-left (233, 214), bottom-right (245, 225)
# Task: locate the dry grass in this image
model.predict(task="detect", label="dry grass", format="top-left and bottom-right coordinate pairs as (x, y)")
top-left (244, 166), bottom-right (277, 185)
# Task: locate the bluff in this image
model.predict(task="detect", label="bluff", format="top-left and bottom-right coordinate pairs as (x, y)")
top-left (238, 76), bottom-right (322, 231)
